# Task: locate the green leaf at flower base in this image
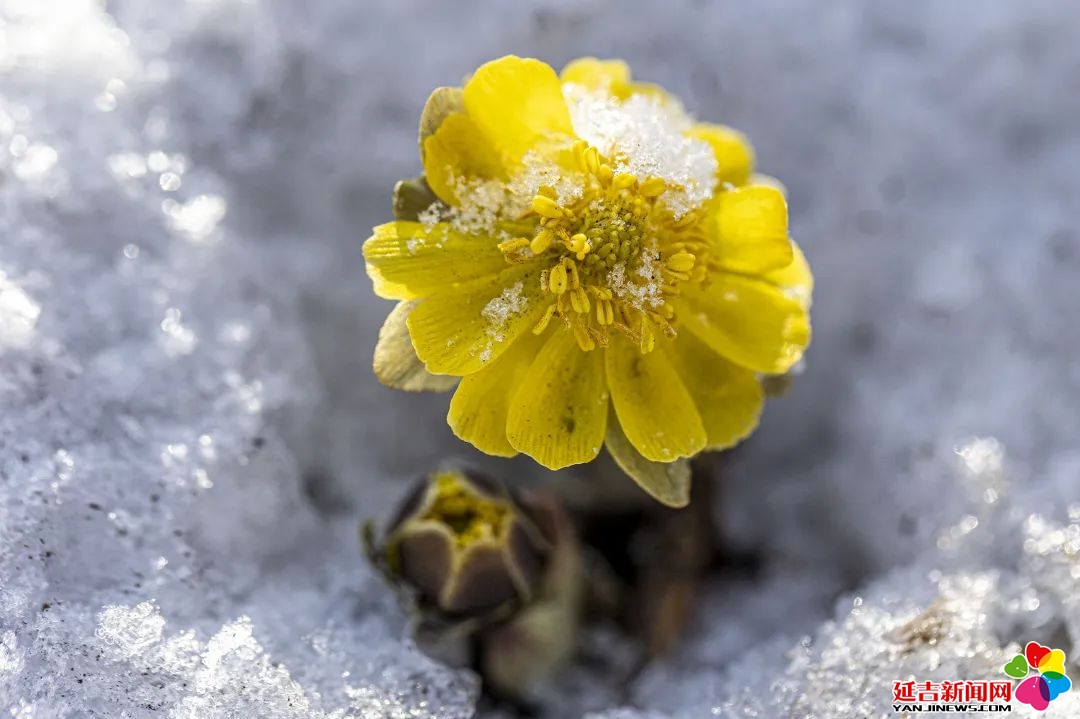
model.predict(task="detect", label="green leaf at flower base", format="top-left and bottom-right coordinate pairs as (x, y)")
top-left (392, 177), bottom-right (439, 222)
top-left (604, 406), bottom-right (691, 508)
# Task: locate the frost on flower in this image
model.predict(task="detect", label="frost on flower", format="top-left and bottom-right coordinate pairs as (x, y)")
top-left (563, 83), bottom-right (717, 219)
top-left (480, 281), bottom-right (528, 362)
top-left (363, 56), bottom-right (814, 505)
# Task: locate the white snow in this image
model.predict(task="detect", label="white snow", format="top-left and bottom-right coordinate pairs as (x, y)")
top-left (479, 281), bottom-right (529, 362)
top-left (0, 1), bottom-right (477, 716)
top-left (3, 0), bottom-right (1080, 718)
top-left (564, 84), bottom-right (717, 218)
top-left (509, 151), bottom-right (586, 207)
top-left (606, 250), bottom-right (665, 311)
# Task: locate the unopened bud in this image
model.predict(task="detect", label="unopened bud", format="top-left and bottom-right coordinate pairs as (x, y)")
top-left (384, 469), bottom-right (548, 616)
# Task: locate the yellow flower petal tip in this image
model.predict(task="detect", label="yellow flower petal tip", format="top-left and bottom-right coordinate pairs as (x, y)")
top-left (363, 56), bottom-right (813, 503)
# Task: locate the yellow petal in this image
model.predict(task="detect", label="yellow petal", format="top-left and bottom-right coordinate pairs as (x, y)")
top-left (560, 57), bottom-right (631, 94)
top-left (667, 331), bottom-right (763, 451)
top-left (677, 273), bottom-right (810, 374)
top-left (709, 185), bottom-right (793, 275)
top-left (363, 221), bottom-right (509, 300)
top-left (505, 329), bottom-right (608, 469)
top-left (605, 336), bottom-right (706, 462)
top-left (374, 301), bottom-right (459, 392)
top-left (463, 56), bottom-right (574, 166)
top-left (687, 123), bottom-right (755, 188)
top-left (422, 112), bottom-right (506, 206)
top-left (560, 57), bottom-right (673, 103)
top-left (604, 405), bottom-right (691, 507)
top-left (447, 331), bottom-right (545, 457)
top-left (749, 172), bottom-right (786, 195)
top-left (407, 264), bottom-right (548, 376)
top-left (762, 238), bottom-right (813, 309)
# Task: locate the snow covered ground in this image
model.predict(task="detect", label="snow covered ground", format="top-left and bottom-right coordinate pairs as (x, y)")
top-left (1, 1), bottom-right (1078, 717)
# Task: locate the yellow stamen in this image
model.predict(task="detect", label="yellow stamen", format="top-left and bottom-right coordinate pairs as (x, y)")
top-left (533, 303), bottom-right (556, 334)
top-left (570, 288), bottom-right (591, 314)
top-left (573, 140), bottom-right (589, 169)
top-left (591, 287), bottom-right (613, 301)
top-left (498, 237), bottom-right (531, 254)
top-left (596, 164), bottom-right (614, 186)
top-left (583, 146), bottom-right (601, 175)
top-left (573, 322), bottom-right (596, 351)
top-left (639, 177), bottom-right (667, 197)
top-left (673, 211), bottom-right (698, 229)
top-left (596, 299), bottom-right (614, 325)
top-left (530, 229), bottom-right (555, 254)
top-left (565, 258), bottom-right (581, 290)
top-left (667, 250), bottom-right (696, 273)
top-left (568, 232), bottom-right (590, 260)
top-left (510, 151), bottom-right (716, 355)
top-left (664, 268), bottom-right (691, 282)
top-left (549, 262), bottom-right (568, 294)
top-left (532, 195), bottom-right (563, 219)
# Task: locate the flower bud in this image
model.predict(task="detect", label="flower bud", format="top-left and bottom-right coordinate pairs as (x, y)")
top-left (383, 469), bottom-right (549, 617)
top-left (480, 490), bottom-right (584, 700)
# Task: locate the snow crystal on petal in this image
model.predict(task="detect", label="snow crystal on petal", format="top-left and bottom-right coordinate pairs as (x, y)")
top-left (510, 151), bottom-right (586, 207)
top-left (481, 281), bottom-right (527, 341)
top-left (417, 202), bottom-right (443, 230)
top-left (479, 282), bottom-right (528, 362)
top-left (564, 84), bottom-right (717, 218)
top-left (444, 176), bottom-right (519, 237)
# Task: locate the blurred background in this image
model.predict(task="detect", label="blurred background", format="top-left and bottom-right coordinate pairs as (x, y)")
top-left (2, 1), bottom-right (1079, 716)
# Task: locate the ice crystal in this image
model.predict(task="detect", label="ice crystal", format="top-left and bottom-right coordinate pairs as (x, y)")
top-left (509, 151), bottom-right (586, 207)
top-left (417, 202), bottom-right (443, 230)
top-left (479, 281), bottom-right (528, 362)
top-left (443, 176), bottom-right (519, 237)
top-left (606, 250), bottom-right (664, 312)
top-left (563, 84), bottom-right (717, 219)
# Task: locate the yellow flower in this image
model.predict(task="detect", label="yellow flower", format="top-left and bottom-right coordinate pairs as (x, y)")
top-left (364, 56), bottom-right (813, 506)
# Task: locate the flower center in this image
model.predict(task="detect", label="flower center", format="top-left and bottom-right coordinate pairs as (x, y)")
top-left (421, 472), bottom-right (509, 547)
top-left (499, 142), bottom-right (709, 353)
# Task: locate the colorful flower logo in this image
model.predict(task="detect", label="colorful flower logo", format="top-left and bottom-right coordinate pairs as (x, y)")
top-left (1002, 641), bottom-right (1071, 711)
